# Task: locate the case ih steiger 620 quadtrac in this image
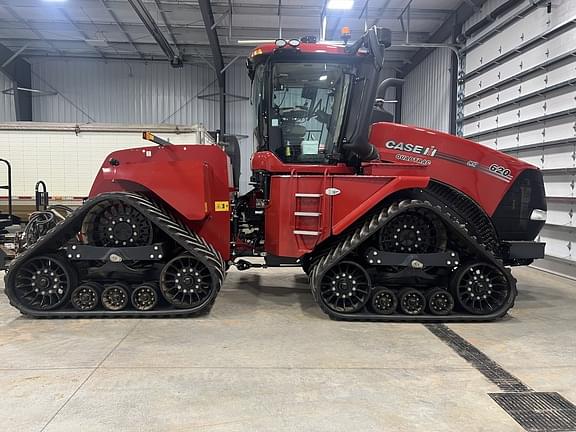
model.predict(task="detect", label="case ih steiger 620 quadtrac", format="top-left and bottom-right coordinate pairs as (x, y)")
top-left (4, 27), bottom-right (546, 321)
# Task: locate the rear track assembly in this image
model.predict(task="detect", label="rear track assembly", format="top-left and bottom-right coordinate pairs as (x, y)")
top-left (4, 192), bottom-right (226, 318)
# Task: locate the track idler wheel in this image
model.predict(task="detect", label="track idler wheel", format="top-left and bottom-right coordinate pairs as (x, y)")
top-left (426, 288), bottom-right (454, 316)
top-left (318, 261), bottom-right (371, 314)
top-left (160, 255), bottom-right (216, 309)
top-left (11, 254), bottom-right (76, 311)
top-left (131, 282), bottom-right (158, 311)
top-left (370, 287), bottom-right (398, 315)
top-left (71, 282), bottom-right (102, 311)
top-left (379, 210), bottom-right (447, 253)
top-left (450, 262), bottom-right (512, 315)
top-left (82, 199), bottom-right (153, 247)
top-left (102, 283), bottom-right (129, 311)
top-left (399, 288), bottom-right (426, 315)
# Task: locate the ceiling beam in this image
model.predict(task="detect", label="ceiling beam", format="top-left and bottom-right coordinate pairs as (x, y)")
top-left (127, 0), bottom-right (182, 66)
top-left (0, 42), bottom-right (32, 121)
top-left (152, 0), bottom-right (182, 54)
top-left (198, 0), bottom-right (225, 86)
top-left (198, 0), bottom-right (226, 132)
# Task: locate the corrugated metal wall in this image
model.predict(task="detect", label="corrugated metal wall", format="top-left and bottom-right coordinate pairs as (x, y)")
top-left (401, 46), bottom-right (453, 132)
top-left (461, 0), bottom-right (576, 274)
top-left (30, 59), bottom-right (220, 127)
top-left (0, 72), bottom-right (16, 122)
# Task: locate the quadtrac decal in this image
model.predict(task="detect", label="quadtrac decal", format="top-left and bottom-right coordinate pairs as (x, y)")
top-left (395, 154), bottom-right (432, 166)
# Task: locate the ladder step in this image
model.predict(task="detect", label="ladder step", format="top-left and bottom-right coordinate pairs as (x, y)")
top-left (294, 212), bottom-right (321, 217)
top-left (293, 230), bottom-right (320, 236)
top-left (295, 193), bottom-right (321, 198)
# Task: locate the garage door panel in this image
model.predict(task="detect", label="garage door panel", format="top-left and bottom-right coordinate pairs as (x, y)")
top-left (518, 126), bottom-right (545, 149)
top-left (545, 60), bottom-right (576, 88)
top-left (542, 173), bottom-right (574, 197)
top-left (463, 92), bottom-right (500, 116)
top-left (546, 201), bottom-right (573, 226)
top-left (539, 225), bottom-right (574, 260)
top-left (543, 143), bottom-right (576, 170)
top-left (477, 136), bottom-right (497, 149)
top-left (495, 109), bottom-right (518, 130)
top-left (498, 84), bottom-right (523, 107)
top-left (543, 117), bottom-right (576, 142)
top-left (497, 130), bottom-right (521, 150)
top-left (515, 147), bottom-right (544, 168)
top-left (545, 89), bottom-right (576, 114)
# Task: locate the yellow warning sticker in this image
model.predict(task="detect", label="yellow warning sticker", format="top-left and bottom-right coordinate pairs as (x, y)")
top-left (215, 201), bottom-right (230, 212)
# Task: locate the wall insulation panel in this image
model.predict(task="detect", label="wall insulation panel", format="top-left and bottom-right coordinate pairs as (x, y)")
top-left (0, 123), bottom-right (211, 201)
top-left (30, 59), bottom-right (220, 128)
top-left (462, 0), bottom-right (576, 271)
top-left (401, 46), bottom-right (453, 133)
top-left (0, 72), bottom-right (16, 122)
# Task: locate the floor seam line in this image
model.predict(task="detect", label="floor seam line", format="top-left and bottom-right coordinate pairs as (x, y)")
top-left (38, 321), bottom-right (140, 432)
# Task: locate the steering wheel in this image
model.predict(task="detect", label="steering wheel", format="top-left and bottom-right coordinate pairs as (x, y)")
top-left (280, 106), bottom-right (308, 120)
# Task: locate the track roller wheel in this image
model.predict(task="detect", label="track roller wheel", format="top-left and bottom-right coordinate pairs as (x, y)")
top-left (318, 261), bottom-right (371, 314)
top-left (370, 287), bottom-right (398, 315)
top-left (427, 288), bottom-right (454, 316)
top-left (160, 255), bottom-right (216, 309)
top-left (399, 288), bottom-right (426, 315)
top-left (11, 254), bottom-right (76, 311)
top-left (450, 262), bottom-right (513, 315)
top-left (131, 283), bottom-right (158, 311)
top-left (102, 283), bottom-right (129, 311)
top-left (82, 199), bottom-right (153, 247)
top-left (71, 282), bottom-right (101, 311)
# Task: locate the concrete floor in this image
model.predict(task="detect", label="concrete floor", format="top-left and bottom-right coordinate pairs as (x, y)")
top-left (0, 266), bottom-right (575, 432)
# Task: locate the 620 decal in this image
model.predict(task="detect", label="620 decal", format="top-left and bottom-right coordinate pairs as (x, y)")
top-left (489, 164), bottom-right (512, 179)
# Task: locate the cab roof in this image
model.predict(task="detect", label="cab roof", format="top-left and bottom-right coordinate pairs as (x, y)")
top-left (249, 41), bottom-right (367, 61)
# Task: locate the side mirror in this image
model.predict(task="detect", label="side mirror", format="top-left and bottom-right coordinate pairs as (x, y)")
top-left (376, 27), bottom-right (392, 48)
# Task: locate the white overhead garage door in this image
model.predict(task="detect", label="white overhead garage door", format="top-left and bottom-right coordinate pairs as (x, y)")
top-left (461, 0), bottom-right (576, 272)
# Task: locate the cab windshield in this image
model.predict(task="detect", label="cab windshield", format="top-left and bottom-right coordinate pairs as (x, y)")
top-left (252, 61), bottom-right (353, 164)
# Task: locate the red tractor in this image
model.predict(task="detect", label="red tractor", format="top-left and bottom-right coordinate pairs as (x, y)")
top-left (5, 28), bottom-right (546, 321)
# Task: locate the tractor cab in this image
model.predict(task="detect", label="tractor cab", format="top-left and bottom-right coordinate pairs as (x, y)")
top-left (246, 27), bottom-right (391, 167)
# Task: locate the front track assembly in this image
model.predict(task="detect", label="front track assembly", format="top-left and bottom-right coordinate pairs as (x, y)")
top-left (4, 192), bottom-right (226, 318)
top-left (309, 200), bottom-right (517, 322)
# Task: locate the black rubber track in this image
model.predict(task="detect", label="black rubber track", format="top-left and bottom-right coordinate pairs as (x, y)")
top-left (309, 199), bottom-right (517, 322)
top-left (4, 192), bottom-right (226, 318)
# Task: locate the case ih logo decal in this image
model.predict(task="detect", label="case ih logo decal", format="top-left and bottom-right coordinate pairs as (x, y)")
top-left (385, 140), bottom-right (438, 157)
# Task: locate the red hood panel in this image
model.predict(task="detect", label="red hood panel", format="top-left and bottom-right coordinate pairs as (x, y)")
top-left (370, 123), bottom-right (538, 215)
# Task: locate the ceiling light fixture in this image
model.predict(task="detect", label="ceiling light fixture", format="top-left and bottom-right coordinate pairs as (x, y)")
top-left (327, 0), bottom-right (354, 10)
top-left (319, 75), bottom-right (328, 81)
